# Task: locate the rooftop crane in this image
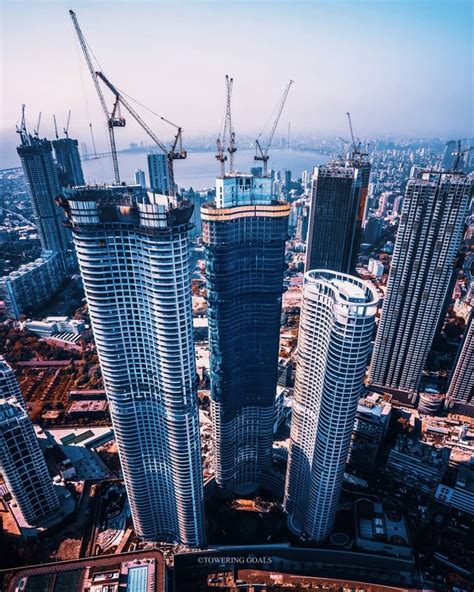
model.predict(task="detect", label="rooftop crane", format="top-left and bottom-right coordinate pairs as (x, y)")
top-left (16, 104), bottom-right (28, 144)
top-left (216, 75), bottom-right (235, 176)
top-left (63, 109), bottom-right (71, 138)
top-left (53, 115), bottom-right (59, 139)
top-left (346, 111), bottom-right (363, 160)
top-left (255, 79), bottom-right (293, 176)
top-left (69, 9), bottom-right (123, 184)
top-left (33, 112), bottom-right (42, 137)
top-left (161, 116), bottom-right (187, 160)
top-left (95, 71), bottom-right (186, 196)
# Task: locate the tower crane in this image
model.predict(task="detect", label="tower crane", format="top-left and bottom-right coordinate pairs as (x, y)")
top-left (63, 109), bottom-right (71, 138)
top-left (216, 75), bottom-right (235, 176)
top-left (69, 9), bottom-right (123, 184)
top-left (53, 115), bottom-right (59, 139)
top-left (33, 112), bottom-right (42, 137)
top-left (95, 71), bottom-right (186, 196)
top-left (16, 105), bottom-right (27, 144)
top-left (254, 80), bottom-right (293, 176)
top-left (346, 111), bottom-right (363, 160)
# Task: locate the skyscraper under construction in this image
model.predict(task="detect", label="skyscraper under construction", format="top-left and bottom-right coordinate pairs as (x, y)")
top-left (202, 173), bottom-right (289, 495)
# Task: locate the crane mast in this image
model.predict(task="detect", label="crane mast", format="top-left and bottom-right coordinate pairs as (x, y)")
top-left (34, 112), bottom-right (42, 137)
top-left (63, 109), bottom-right (71, 138)
top-left (53, 115), bottom-right (59, 139)
top-left (69, 9), bottom-right (122, 184)
top-left (16, 104), bottom-right (28, 144)
top-left (216, 75), bottom-right (235, 176)
top-left (346, 111), bottom-right (363, 160)
top-left (255, 79), bottom-right (293, 176)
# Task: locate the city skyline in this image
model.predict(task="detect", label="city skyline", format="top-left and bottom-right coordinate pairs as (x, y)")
top-left (1, 1), bottom-right (473, 588)
top-left (1, 0), bottom-right (473, 170)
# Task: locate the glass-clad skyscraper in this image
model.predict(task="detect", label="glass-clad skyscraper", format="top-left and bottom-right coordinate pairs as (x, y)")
top-left (59, 185), bottom-right (205, 546)
top-left (284, 270), bottom-right (377, 541)
top-left (202, 173), bottom-right (289, 495)
top-left (305, 158), bottom-right (371, 274)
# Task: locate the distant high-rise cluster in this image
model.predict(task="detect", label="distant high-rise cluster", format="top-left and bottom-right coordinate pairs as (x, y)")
top-left (0, 131), bottom-right (85, 318)
top-left (369, 171), bottom-right (472, 395)
top-left (0, 358), bottom-right (59, 525)
top-left (305, 157), bottom-right (371, 274)
top-left (60, 185), bottom-right (205, 546)
top-left (284, 270), bottom-right (377, 541)
top-left (202, 172), bottom-right (290, 495)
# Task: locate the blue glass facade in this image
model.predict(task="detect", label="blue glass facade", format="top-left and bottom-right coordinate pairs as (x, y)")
top-left (202, 194), bottom-right (289, 495)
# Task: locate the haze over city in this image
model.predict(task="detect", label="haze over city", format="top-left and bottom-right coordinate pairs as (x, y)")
top-left (1, 0), bottom-right (473, 169)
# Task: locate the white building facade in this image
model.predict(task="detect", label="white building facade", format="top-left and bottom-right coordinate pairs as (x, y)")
top-left (0, 368), bottom-right (59, 525)
top-left (284, 270), bottom-right (378, 541)
top-left (446, 310), bottom-right (473, 405)
top-left (60, 185), bottom-right (205, 546)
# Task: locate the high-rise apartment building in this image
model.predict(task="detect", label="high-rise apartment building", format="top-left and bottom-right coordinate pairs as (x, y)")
top-left (52, 137), bottom-right (85, 187)
top-left (59, 185), bottom-right (205, 546)
top-left (446, 310), bottom-right (473, 405)
top-left (0, 251), bottom-right (64, 319)
top-left (284, 270), bottom-right (377, 541)
top-left (202, 173), bottom-right (289, 495)
top-left (369, 171), bottom-right (472, 394)
top-left (0, 392), bottom-right (59, 525)
top-left (147, 153), bottom-right (171, 194)
top-left (17, 135), bottom-right (71, 257)
top-left (305, 158), bottom-right (371, 274)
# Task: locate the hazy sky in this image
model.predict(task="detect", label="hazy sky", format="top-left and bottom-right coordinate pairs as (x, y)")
top-left (1, 0), bottom-right (473, 163)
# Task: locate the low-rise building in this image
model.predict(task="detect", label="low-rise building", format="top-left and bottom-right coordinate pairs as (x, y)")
top-left (435, 466), bottom-right (474, 516)
top-left (24, 316), bottom-right (85, 339)
top-left (386, 436), bottom-right (451, 494)
top-left (355, 498), bottom-right (412, 558)
top-left (368, 258), bottom-right (385, 278)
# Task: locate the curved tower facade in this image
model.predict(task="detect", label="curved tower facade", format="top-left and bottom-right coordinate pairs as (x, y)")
top-left (60, 186), bottom-right (205, 546)
top-left (202, 173), bottom-right (289, 495)
top-left (284, 270), bottom-right (377, 541)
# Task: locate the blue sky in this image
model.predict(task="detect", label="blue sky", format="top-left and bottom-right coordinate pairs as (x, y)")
top-left (1, 0), bottom-right (472, 161)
